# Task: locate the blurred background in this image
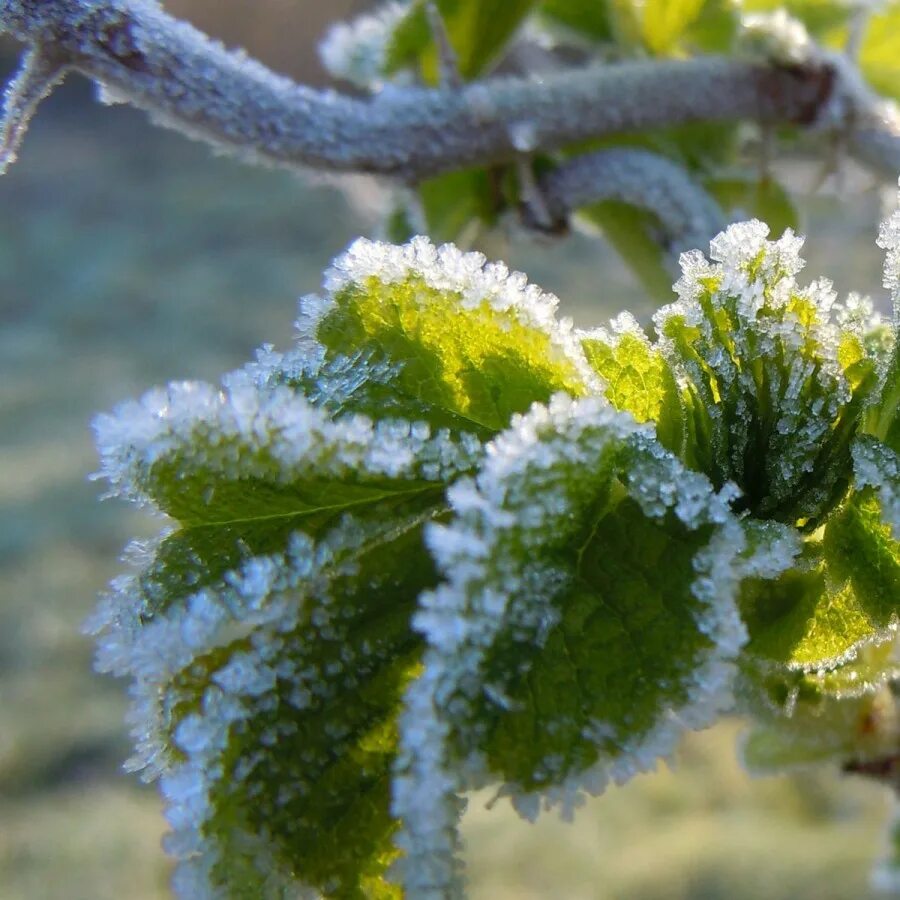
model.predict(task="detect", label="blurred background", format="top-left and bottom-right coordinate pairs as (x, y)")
top-left (0, 3), bottom-right (895, 898)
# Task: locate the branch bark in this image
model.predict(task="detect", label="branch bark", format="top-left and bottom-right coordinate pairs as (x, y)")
top-left (539, 148), bottom-right (726, 252)
top-left (0, 0), bottom-right (864, 183)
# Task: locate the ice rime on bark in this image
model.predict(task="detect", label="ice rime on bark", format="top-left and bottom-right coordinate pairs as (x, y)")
top-left (393, 394), bottom-right (747, 899)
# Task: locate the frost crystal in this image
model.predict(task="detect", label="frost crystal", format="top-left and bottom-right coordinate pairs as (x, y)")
top-left (650, 219), bottom-right (887, 524)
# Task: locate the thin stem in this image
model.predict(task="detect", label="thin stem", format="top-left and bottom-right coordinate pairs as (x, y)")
top-left (0, 44), bottom-right (68, 174)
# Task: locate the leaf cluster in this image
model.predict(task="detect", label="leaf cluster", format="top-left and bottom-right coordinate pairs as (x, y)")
top-left (91, 205), bottom-right (900, 896)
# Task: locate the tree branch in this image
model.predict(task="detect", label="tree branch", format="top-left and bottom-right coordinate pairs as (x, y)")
top-left (0, 0), bottom-right (862, 183)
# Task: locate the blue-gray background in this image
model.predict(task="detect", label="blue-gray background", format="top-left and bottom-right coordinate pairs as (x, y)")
top-left (0, 3), bottom-right (893, 897)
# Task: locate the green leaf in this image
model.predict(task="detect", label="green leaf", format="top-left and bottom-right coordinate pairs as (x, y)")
top-left (185, 511), bottom-right (436, 900)
top-left (91, 365), bottom-right (473, 897)
top-left (94, 379), bottom-right (472, 526)
top-left (539, 0), bottom-right (617, 41)
top-left (580, 313), bottom-right (686, 453)
top-left (386, 0), bottom-right (536, 82)
top-left (92, 374), bottom-right (460, 897)
top-left (706, 175), bottom-right (799, 236)
top-left (683, 0), bottom-right (740, 52)
top-left (394, 395), bottom-right (746, 895)
top-left (137, 506), bottom-right (437, 898)
top-left (860, 5), bottom-right (900, 102)
top-left (653, 221), bottom-right (881, 525)
top-left (314, 237), bottom-right (592, 434)
top-left (863, 339), bottom-right (900, 455)
top-left (642, 0), bottom-right (706, 54)
top-left (538, 0), bottom-right (645, 47)
top-left (740, 492), bottom-right (900, 672)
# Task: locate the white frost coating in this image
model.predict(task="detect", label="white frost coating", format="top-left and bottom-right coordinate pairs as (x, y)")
top-left (319, 1), bottom-right (412, 89)
top-left (654, 219), bottom-right (886, 520)
top-left (737, 519), bottom-right (804, 581)
top-left (393, 394), bottom-right (747, 899)
top-left (317, 235), bottom-right (600, 392)
top-left (93, 377), bottom-right (480, 509)
top-left (853, 437), bottom-right (900, 541)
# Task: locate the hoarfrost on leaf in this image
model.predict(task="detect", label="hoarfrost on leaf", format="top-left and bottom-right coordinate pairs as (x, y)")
top-left (393, 394), bottom-right (747, 897)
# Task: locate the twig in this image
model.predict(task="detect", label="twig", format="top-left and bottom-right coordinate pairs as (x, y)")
top-left (0, 44), bottom-right (68, 174)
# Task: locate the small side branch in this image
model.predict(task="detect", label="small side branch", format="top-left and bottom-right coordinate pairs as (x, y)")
top-left (0, 45), bottom-right (68, 174)
top-left (540, 149), bottom-right (726, 253)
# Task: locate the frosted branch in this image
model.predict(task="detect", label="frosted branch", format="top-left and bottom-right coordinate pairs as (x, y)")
top-left (540, 148), bottom-right (726, 253)
top-left (0, 44), bottom-right (68, 174)
top-left (0, 0), bottom-right (858, 182)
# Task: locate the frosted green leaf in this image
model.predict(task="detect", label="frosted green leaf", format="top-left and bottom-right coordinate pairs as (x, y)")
top-left (740, 491), bottom-right (900, 673)
top-left (740, 635), bottom-right (900, 778)
top-left (97, 505), bottom-right (438, 899)
top-left (90, 367), bottom-right (480, 896)
top-left (394, 394), bottom-right (746, 898)
top-left (580, 312), bottom-right (685, 452)
top-left (311, 236), bottom-right (594, 434)
top-left (93, 379), bottom-right (479, 524)
top-left (654, 221), bottom-right (883, 525)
